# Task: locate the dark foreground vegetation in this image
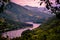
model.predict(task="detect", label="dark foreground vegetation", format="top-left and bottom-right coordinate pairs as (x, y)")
top-left (0, 17), bottom-right (33, 33)
top-left (0, 16), bottom-right (60, 40)
top-left (11, 17), bottom-right (60, 40)
top-left (0, 0), bottom-right (60, 40)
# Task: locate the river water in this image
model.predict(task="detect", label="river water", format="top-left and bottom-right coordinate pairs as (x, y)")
top-left (2, 22), bottom-right (41, 39)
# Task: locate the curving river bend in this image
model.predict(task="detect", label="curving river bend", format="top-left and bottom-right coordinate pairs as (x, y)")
top-left (2, 22), bottom-right (41, 39)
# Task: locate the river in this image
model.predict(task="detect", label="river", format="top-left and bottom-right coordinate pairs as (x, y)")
top-left (2, 22), bottom-right (41, 39)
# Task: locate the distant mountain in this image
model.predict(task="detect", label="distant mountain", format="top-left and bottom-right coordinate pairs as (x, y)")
top-left (24, 5), bottom-right (47, 11)
top-left (0, 2), bottom-right (34, 32)
top-left (1, 2), bottom-right (53, 23)
top-left (24, 5), bottom-right (51, 14)
top-left (24, 5), bottom-right (54, 23)
top-left (0, 2), bottom-right (54, 33)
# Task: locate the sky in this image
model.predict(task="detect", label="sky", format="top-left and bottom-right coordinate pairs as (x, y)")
top-left (11, 0), bottom-right (55, 7)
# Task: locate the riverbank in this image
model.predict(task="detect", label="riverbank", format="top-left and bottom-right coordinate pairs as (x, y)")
top-left (2, 22), bottom-right (41, 39)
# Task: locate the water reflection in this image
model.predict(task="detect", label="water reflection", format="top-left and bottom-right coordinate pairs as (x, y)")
top-left (2, 22), bottom-right (41, 39)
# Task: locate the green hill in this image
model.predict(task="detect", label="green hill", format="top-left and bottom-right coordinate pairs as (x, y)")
top-left (11, 17), bottom-right (60, 40)
top-left (0, 17), bottom-right (33, 33)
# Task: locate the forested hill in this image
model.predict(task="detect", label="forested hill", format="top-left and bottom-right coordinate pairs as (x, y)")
top-left (12, 17), bottom-right (60, 40)
top-left (0, 18), bottom-right (33, 33)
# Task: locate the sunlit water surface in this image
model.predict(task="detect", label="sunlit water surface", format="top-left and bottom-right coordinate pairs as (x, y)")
top-left (2, 22), bottom-right (41, 39)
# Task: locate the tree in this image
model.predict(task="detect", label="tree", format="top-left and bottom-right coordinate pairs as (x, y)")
top-left (0, 0), bottom-right (10, 13)
top-left (40, 0), bottom-right (60, 18)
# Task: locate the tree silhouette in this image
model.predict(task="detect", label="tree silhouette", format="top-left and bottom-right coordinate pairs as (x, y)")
top-left (0, 0), bottom-right (10, 13)
top-left (40, 0), bottom-right (60, 18)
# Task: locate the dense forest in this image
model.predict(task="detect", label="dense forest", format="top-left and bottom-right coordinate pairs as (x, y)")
top-left (0, 0), bottom-right (60, 40)
top-left (0, 16), bottom-right (59, 40)
top-left (10, 16), bottom-right (60, 40)
top-left (0, 16), bottom-right (60, 40)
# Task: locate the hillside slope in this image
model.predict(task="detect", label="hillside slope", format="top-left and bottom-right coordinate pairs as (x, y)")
top-left (12, 17), bottom-right (60, 40)
top-left (4, 2), bottom-right (53, 23)
top-left (0, 18), bottom-right (33, 33)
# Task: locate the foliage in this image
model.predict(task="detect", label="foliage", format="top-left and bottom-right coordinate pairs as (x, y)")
top-left (0, 17), bottom-right (32, 34)
top-left (12, 17), bottom-right (60, 40)
top-left (0, 0), bottom-right (10, 13)
top-left (0, 0), bottom-right (60, 40)
top-left (40, 0), bottom-right (60, 18)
